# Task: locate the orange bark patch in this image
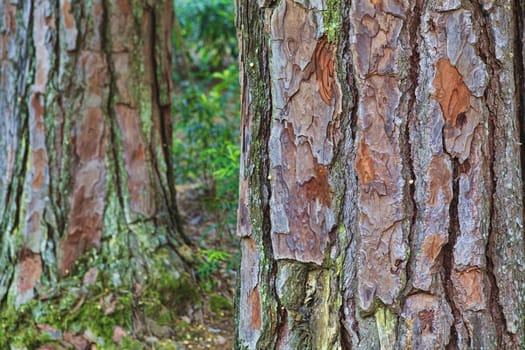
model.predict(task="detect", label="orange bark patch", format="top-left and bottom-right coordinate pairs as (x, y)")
top-left (18, 249), bottom-right (42, 294)
top-left (60, 214), bottom-right (102, 275)
top-left (78, 108), bottom-right (104, 160)
top-left (60, 160), bottom-right (106, 275)
top-left (248, 288), bottom-right (262, 330)
top-left (135, 142), bottom-right (145, 161)
top-left (31, 148), bottom-right (48, 190)
top-left (79, 52), bottom-right (107, 97)
top-left (421, 234), bottom-right (447, 262)
top-left (115, 104), bottom-right (152, 216)
top-left (426, 156), bottom-right (452, 206)
top-left (273, 127), bottom-right (332, 263)
top-left (246, 236), bottom-right (256, 254)
top-left (417, 309), bottom-right (434, 333)
top-left (371, 0), bottom-right (382, 4)
top-left (61, 1), bottom-right (74, 29)
top-left (4, 4), bottom-right (16, 32)
top-left (32, 171), bottom-right (44, 190)
top-left (433, 59), bottom-right (471, 127)
top-left (117, 0), bottom-right (131, 15)
top-left (356, 139), bottom-right (375, 185)
top-left (302, 165), bottom-right (331, 207)
top-left (314, 38), bottom-right (336, 105)
top-left (31, 93), bottom-right (45, 131)
top-left (456, 269), bottom-right (484, 307)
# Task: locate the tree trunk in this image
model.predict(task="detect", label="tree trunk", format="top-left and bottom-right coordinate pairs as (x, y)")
top-left (0, 0), bottom-right (190, 310)
top-left (236, 0), bottom-right (525, 348)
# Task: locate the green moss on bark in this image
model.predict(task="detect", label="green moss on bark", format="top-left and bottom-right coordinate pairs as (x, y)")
top-left (0, 247), bottom-right (198, 348)
top-left (323, 0), bottom-right (342, 43)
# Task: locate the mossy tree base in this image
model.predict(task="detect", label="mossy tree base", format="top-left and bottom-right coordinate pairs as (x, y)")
top-left (0, 0), bottom-right (195, 347)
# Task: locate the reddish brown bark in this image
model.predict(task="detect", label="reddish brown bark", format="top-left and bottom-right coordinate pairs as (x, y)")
top-left (236, 0), bottom-right (525, 348)
top-left (0, 0), bottom-right (188, 308)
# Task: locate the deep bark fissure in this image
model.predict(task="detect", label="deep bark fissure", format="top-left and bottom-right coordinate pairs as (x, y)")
top-left (337, 4), bottom-right (358, 346)
top-left (261, 48), bottom-right (279, 350)
top-left (53, 96), bottom-right (67, 235)
top-left (485, 233), bottom-right (505, 348)
top-left (403, 0), bottom-right (422, 298)
top-left (147, 6), bottom-right (186, 240)
top-left (5, 110), bottom-right (29, 238)
top-left (236, 1), bottom-right (278, 347)
top-left (442, 160), bottom-right (462, 349)
top-left (14, 0), bottom-right (34, 236)
top-left (47, 0), bottom-right (64, 242)
top-left (513, 0), bottom-right (525, 219)
top-left (100, 0), bottom-right (125, 213)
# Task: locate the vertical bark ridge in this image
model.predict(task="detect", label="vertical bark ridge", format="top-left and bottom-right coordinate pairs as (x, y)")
top-left (350, 0), bottom-right (410, 317)
top-left (479, 1), bottom-right (525, 346)
top-left (149, 5), bottom-right (187, 243)
top-left (0, 0), bottom-right (33, 304)
top-left (513, 1), bottom-right (525, 343)
top-left (236, 0), bottom-right (275, 348)
top-left (471, 2), bottom-right (508, 347)
top-left (44, 0), bottom-right (65, 259)
top-left (395, 1), bottom-right (423, 347)
top-left (57, 0), bottom-right (109, 276)
top-left (141, 4), bottom-right (188, 246)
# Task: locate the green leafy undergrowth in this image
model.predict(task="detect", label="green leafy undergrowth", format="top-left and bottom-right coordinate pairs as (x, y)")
top-left (197, 249), bottom-right (233, 292)
top-left (209, 294), bottom-right (233, 314)
top-left (173, 64), bottom-right (241, 244)
top-left (173, 0), bottom-right (240, 299)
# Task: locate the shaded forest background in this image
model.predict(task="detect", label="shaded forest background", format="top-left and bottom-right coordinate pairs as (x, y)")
top-left (0, 0), bottom-right (240, 348)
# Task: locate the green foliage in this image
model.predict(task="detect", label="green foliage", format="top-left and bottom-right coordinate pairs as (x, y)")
top-left (209, 294), bottom-right (233, 314)
top-left (174, 0), bottom-right (237, 75)
top-left (173, 0), bottom-right (240, 231)
top-left (120, 337), bottom-right (147, 349)
top-left (197, 249), bottom-right (233, 292)
top-left (0, 304), bottom-right (43, 348)
top-left (173, 64), bottom-right (240, 190)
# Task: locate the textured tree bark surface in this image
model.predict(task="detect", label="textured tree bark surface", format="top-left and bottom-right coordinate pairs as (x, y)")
top-left (0, 0), bottom-right (189, 308)
top-left (236, 0), bottom-right (525, 348)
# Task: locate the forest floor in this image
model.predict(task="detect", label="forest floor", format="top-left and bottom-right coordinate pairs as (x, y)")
top-left (169, 183), bottom-right (237, 349)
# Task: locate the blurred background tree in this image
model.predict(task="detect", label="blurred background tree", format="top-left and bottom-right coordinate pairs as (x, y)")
top-left (0, 0), bottom-right (240, 347)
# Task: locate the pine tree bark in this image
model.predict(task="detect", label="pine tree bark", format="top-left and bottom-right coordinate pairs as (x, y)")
top-left (0, 0), bottom-right (190, 308)
top-left (236, 0), bottom-right (525, 348)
